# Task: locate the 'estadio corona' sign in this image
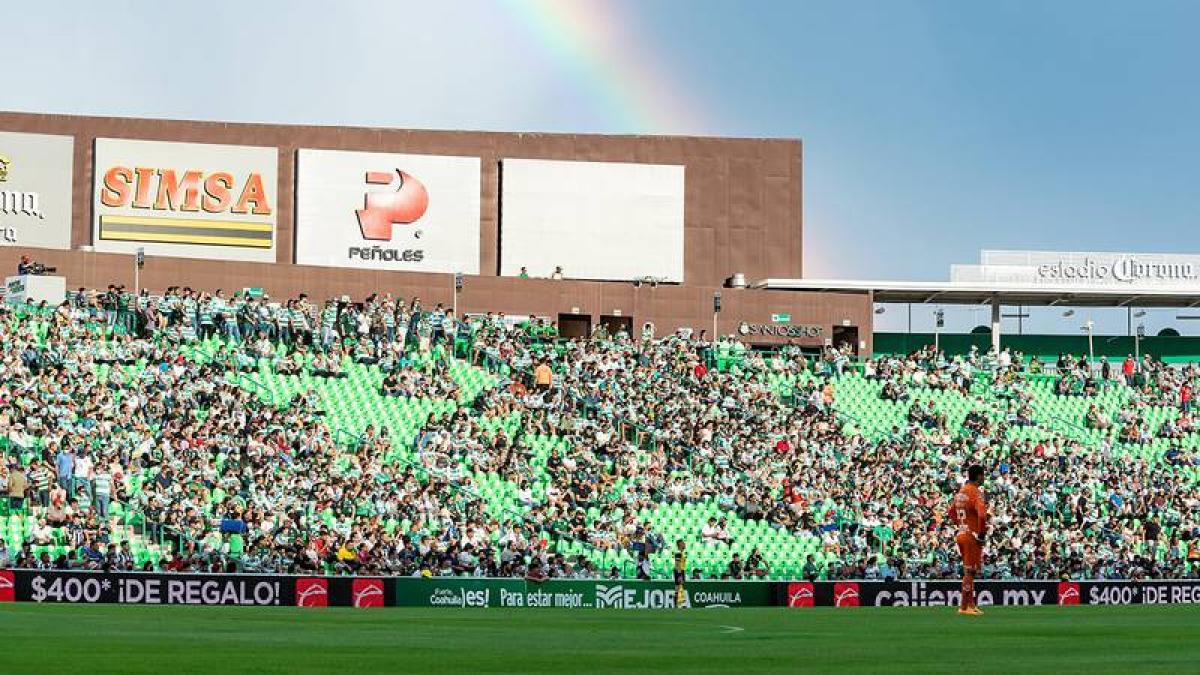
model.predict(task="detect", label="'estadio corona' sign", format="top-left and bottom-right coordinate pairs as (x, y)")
top-left (92, 138), bottom-right (278, 262)
top-left (952, 250), bottom-right (1200, 291)
top-left (1036, 257), bottom-right (1196, 284)
top-left (295, 149), bottom-right (480, 274)
top-left (0, 131), bottom-right (73, 250)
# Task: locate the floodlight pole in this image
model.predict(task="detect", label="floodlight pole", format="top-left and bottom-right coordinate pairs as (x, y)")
top-left (934, 309), bottom-right (944, 354)
top-left (134, 247), bottom-right (145, 295)
top-left (452, 272), bottom-right (463, 321)
top-left (712, 291), bottom-right (722, 342)
top-left (1085, 320), bottom-right (1095, 371)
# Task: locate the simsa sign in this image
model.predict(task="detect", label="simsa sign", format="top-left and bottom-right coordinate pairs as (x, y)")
top-left (295, 149), bottom-right (481, 274)
top-left (92, 138), bottom-right (278, 262)
top-left (0, 131), bottom-right (73, 250)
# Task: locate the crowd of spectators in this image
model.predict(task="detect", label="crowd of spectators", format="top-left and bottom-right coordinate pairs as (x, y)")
top-left (463, 327), bottom-right (1200, 580)
top-left (1, 286), bottom-right (1198, 582)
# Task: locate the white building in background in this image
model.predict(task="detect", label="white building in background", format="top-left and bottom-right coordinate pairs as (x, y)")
top-left (758, 249), bottom-right (1200, 342)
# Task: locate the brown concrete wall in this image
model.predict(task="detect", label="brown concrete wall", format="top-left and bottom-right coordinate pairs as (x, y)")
top-left (0, 111), bottom-right (802, 284)
top-left (0, 112), bottom-right (874, 351)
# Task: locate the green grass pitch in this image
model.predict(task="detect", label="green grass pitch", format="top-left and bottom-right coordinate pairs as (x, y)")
top-left (1, 604), bottom-right (1196, 673)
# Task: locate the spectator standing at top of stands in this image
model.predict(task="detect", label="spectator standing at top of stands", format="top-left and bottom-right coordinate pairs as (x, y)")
top-left (534, 360), bottom-right (553, 391)
top-left (821, 380), bottom-right (836, 409)
top-left (73, 451), bottom-right (93, 499)
top-left (54, 446), bottom-right (74, 492)
top-left (7, 462), bottom-right (27, 512)
top-left (997, 347), bottom-right (1012, 370)
top-left (1181, 382), bottom-right (1193, 413)
top-left (28, 461), bottom-right (51, 511)
top-left (518, 266), bottom-right (529, 279)
top-left (550, 266), bottom-right (564, 280)
top-left (1123, 355), bottom-right (1136, 385)
top-left (92, 467), bottom-right (112, 519)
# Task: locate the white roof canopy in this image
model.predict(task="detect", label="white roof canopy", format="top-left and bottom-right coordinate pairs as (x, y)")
top-left (753, 278), bottom-right (1200, 308)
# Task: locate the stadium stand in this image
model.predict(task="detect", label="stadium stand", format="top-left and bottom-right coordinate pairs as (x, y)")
top-left (0, 288), bottom-right (1197, 581)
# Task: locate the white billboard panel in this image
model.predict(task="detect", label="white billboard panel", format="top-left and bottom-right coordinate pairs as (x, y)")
top-left (93, 138), bottom-right (278, 262)
top-left (499, 159), bottom-right (684, 282)
top-left (295, 149), bottom-right (481, 274)
top-left (0, 131), bottom-right (74, 250)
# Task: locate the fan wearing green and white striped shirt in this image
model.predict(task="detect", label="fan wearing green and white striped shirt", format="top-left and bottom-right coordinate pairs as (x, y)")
top-left (92, 468), bottom-right (113, 518)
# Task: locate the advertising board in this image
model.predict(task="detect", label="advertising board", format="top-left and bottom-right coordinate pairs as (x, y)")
top-left (499, 158), bottom-right (685, 282)
top-left (92, 138), bottom-right (278, 262)
top-left (295, 149), bottom-right (481, 274)
top-left (7, 572), bottom-right (1198, 609)
top-left (0, 130), bottom-right (73, 250)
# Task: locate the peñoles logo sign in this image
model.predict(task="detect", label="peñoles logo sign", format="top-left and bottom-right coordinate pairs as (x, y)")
top-left (348, 170), bottom-right (427, 263)
top-left (358, 170), bottom-right (428, 239)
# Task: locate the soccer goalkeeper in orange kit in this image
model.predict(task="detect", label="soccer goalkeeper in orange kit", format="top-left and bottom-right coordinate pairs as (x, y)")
top-left (948, 464), bottom-right (988, 616)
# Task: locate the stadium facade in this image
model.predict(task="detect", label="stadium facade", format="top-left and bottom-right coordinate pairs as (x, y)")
top-left (0, 111), bottom-right (873, 352)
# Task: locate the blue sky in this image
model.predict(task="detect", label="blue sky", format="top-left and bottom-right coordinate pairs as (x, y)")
top-left (6, 1), bottom-right (1199, 334)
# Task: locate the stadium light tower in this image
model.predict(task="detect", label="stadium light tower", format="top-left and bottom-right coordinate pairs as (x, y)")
top-left (1128, 308), bottom-right (1146, 336)
top-left (712, 292), bottom-right (722, 340)
top-left (934, 308), bottom-right (944, 353)
top-left (134, 247), bottom-right (145, 295)
top-left (453, 272), bottom-right (463, 319)
top-left (1082, 319), bottom-right (1095, 370)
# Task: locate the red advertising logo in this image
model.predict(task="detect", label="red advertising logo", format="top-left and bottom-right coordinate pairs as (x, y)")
top-left (833, 582), bottom-right (860, 607)
top-left (295, 578), bottom-right (328, 607)
top-left (787, 582), bottom-right (814, 607)
top-left (352, 578), bottom-right (384, 608)
top-left (0, 570), bottom-right (13, 602)
top-left (357, 170), bottom-right (428, 240)
top-left (1058, 582), bottom-right (1081, 606)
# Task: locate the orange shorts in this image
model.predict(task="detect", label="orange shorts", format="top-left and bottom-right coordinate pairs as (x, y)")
top-left (956, 532), bottom-right (982, 568)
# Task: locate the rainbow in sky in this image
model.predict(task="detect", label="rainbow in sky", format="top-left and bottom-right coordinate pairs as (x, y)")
top-left (503, 0), bottom-right (711, 134)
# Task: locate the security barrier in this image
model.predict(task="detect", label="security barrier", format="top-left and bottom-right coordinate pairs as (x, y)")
top-left (399, 578), bottom-right (772, 609)
top-left (782, 580), bottom-right (1200, 607)
top-left (3, 570), bottom-right (1198, 608)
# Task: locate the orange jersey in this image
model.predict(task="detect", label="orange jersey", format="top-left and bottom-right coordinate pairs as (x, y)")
top-left (949, 483), bottom-right (988, 536)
